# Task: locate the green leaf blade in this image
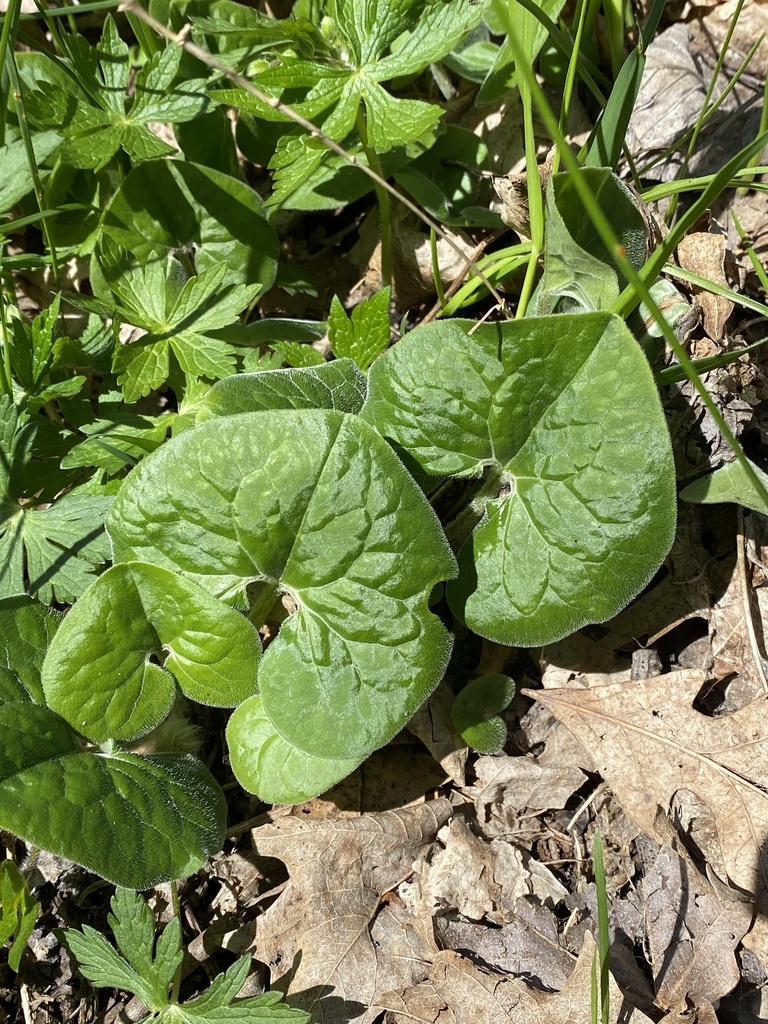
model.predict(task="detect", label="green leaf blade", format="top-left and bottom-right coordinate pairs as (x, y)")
top-left (227, 695), bottom-right (362, 804)
top-left (42, 563), bottom-right (260, 743)
top-left (198, 360), bottom-right (367, 419)
top-left (108, 409), bottom-right (457, 790)
top-left (366, 314), bottom-right (676, 647)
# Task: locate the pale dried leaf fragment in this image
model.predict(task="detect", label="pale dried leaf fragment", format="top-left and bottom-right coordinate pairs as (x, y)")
top-left (434, 897), bottom-right (575, 990)
top-left (709, 545), bottom-right (768, 707)
top-left (408, 683), bottom-right (467, 785)
top-left (676, 229), bottom-right (734, 340)
top-left (644, 843), bottom-right (751, 1008)
top-left (377, 933), bottom-right (655, 1023)
top-left (525, 671), bottom-right (768, 904)
top-left (252, 800), bottom-right (452, 1024)
top-left (402, 817), bottom-right (567, 926)
top-left (471, 755), bottom-right (586, 821)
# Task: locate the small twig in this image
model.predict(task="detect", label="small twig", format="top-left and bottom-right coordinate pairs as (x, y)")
top-left (421, 229), bottom-right (504, 324)
top-left (737, 508), bottom-right (768, 693)
top-left (566, 782), bottom-right (606, 834)
top-left (119, 0), bottom-right (509, 314)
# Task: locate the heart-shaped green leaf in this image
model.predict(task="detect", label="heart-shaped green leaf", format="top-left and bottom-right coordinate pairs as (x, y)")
top-left (227, 695), bottom-right (361, 804)
top-left (108, 410), bottom-right (457, 768)
top-left (0, 601), bottom-right (225, 887)
top-left (42, 563), bottom-right (261, 743)
top-left (364, 314), bottom-right (676, 646)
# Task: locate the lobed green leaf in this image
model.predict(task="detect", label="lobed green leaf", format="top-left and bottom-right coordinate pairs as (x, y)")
top-left (107, 409), bottom-right (456, 774)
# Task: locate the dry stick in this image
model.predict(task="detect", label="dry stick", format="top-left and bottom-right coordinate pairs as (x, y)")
top-left (120, 1), bottom-right (510, 315)
top-left (737, 508), bottom-right (768, 693)
top-left (420, 228), bottom-right (505, 324)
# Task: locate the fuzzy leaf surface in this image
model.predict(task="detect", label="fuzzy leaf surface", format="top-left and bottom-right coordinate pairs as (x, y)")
top-left (0, 703), bottom-right (225, 886)
top-left (680, 456), bottom-right (768, 516)
top-left (227, 695), bottom-right (361, 804)
top-left (107, 410), bottom-right (456, 763)
top-left (364, 315), bottom-right (676, 646)
top-left (198, 359), bottom-right (367, 419)
top-left (0, 602), bottom-right (226, 887)
top-left (42, 563), bottom-right (260, 743)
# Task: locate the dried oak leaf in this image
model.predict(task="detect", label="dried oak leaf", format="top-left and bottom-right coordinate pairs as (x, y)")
top-left (252, 799), bottom-right (452, 1024)
top-left (525, 670), bottom-right (768, 904)
top-left (376, 932), bottom-right (654, 1023)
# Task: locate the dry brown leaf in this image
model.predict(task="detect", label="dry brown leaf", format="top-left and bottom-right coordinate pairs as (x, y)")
top-left (709, 540), bottom-right (768, 707)
top-left (376, 933), bottom-right (655, 1023)
top-left (252, 800), bottom-right (452, 1023)
top-left (541, 630), bottom-right (632, 689)
top-left (644, 843), bottom-right (751, 1007)
top-left (676, 230), bottom-right (734, 340)
top-left (407, 683), bottom-right (468, 785)
top-left (627, 19), bottom-right (765, 181)
top-left (434, 898), bottom-right (575, 990)
top-left (400, 817), bottom-right (567, 926)
top-left (470, 754), bottom-right (586, 823)
top-left (525, 671), bottom-right (768, 905)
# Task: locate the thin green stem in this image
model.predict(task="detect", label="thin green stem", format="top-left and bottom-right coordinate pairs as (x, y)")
top-left (602, 0), bottom-right (625, 77)
top-left (666, 0), bottom-right (747, 223)
top-left (429, 227), bottom-right (446, 309)
top-left (642, 167), bottom-right (768, 203)
top-left (556, 0), bottom-right (593, 165)
top-left (731, 209), bottom-right (768, 294)
top-left (505, 28), bottom-right (768, 510)
top-left (738, 67), bottom-right (768, 194)
top-left (515, 20), bottom-right (544, 319)
top-left (0, 269), bottom-right (13, 399)
top-left (5, 48), bottom-right (59, 281)
top-left (247, 579), bottom-right (281, 629)
top-left (19, 0), bottom-right (121, 18)
top-left (33, 0), bottom-right (69, 55)
top-left (357, 110), bottom-right (392, 289)
top-left (443, 465), bottom-right (504, 553)
top-left (655, 336), bottom-right (768, 386)
top-left (169, 879), bottom-right (182, 1005)
top-left (0, 0), bottom-right (22, 147)
top-left (593, 830), bottom-right (610, 1024)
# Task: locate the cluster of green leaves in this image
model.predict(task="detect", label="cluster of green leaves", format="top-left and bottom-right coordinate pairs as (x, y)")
top-left (0, 156), bottom-right (677, 886)
top-left (9, 0), bottom-right (761, 896)
top-left (64, 887), bottom-right (308, 1023)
